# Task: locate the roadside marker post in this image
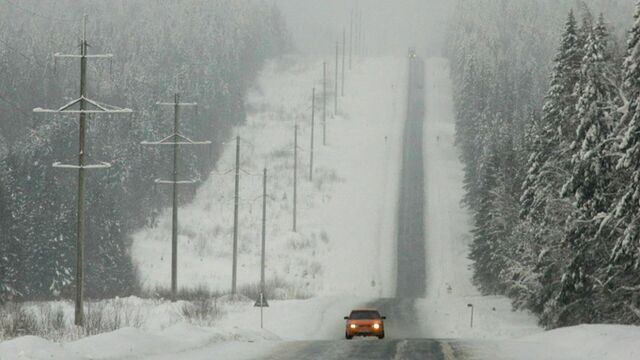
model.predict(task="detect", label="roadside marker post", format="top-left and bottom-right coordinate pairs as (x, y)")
top-left (255, 292), bottom-right (269, 328)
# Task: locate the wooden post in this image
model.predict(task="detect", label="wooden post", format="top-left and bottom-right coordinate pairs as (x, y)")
top-left (231, 135), bottom-right (240, 295)
top-left (310, 88), bottom-right (315, 181)
top-left (335, 41), bottom-right (339, 115)
top-left (293, 124), bottom-right (298, 232)
top-left (170, 94), bottom-right (180, 302)
top-left (75, 15), bottom-right (88, 327)
top-left (323, 62), bottom-right (327, 146)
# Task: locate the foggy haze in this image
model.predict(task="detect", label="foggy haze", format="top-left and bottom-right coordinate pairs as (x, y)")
top-left (4, 1), bottom-right (640, 359)
top-left (277, 0), bottom-right (452, 56)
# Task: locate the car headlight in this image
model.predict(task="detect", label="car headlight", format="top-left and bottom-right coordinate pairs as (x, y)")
top-left (373, 323), bottom-right (380, 329)
top-left (349, 324), bottom-right (357, 329)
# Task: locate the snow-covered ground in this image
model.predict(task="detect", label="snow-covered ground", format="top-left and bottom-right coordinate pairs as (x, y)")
top-left (131, 55), bottom-right (404, 299)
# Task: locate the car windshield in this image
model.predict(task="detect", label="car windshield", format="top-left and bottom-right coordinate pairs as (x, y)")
top-left (350, 311), bottom-right (380, 319)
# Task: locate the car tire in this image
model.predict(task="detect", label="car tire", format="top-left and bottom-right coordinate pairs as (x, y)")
top-left (378, 332), bottom-right (385, 339)
top-left (345, 333), bottom-right (353, 340)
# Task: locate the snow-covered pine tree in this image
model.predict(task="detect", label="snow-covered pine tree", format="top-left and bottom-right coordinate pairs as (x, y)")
top-left (470, 126), bottom-right (504, 294)
top-left (606, 5), bottom-right (640, 318)
top-left (0, 161), bottom-right (19, 302)
top-left (460, 62), bottom-right (493, 211)
top-left (558, 14), bottom-right (620, 325)
top-left (469, 110), bottom-right (520, 295)
top-left (511, 11), bottom-right (583, 322)
top-left (521, 10), bottom-right (582, 222)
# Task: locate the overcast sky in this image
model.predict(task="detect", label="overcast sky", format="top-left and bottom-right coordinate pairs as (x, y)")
top-left (275, 0), bottom-right (452, 57)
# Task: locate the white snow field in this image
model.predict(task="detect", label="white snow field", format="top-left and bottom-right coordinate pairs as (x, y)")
top-left (4, 56), bottom-right (640, 360)
top-left (131, 55), bottom-right (404, 299)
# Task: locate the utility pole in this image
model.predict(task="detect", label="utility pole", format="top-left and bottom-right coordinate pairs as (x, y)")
top-left (358, 12), bottom-right (363, 57)
top-left (260, 167), bottom-right (268, 303)
top-left (362, 28), bottom-right (366, 57)
top-left (232, 135), bottom-right (240, 296)
top-left (342, 29), bottom-right (346, 96)
top-left (310, 88), bottom-right (315, 181)
top-left (335, 41), bottom-right (339, 115)
top-left (293, 124), bottom-right (298, 232)
top-left (322, 62), bottom-right (327, 146)
top-left (349, 8), bottom-right (353, 70)
top-left (33, 15), bottom-right (132, 327)
top-left (254, 168), bottom-right (269, 324)
top-left (142, 94), bottom-right (209, 302)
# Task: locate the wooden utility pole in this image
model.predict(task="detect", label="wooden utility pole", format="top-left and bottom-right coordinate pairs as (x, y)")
top-left (170, 96), bottom-right (180, 300)
top-left (335, 41), bottom-right (339, 115)
top-left (33, 15), bottom-right (132, 327)
top-left (254, 168), bottom-right (269, 322)
top-left (293, 124), bottom-right (298, 232)
top-left (76, 18), bottom-right (88, 327)
top-left (142, 94), bottom-right (208, 302)
top-left (310, 88), bottom-right (315, 181)
top-left (349, 9), bottom-right (354, 70)
top-left (362, 29), bottom-right (366, 57)
top-left (323, 62), bottom-right (327, 146)
top-left (232, 135), bottom-right (240, 295)
top-left (342, 29), bottom-right (346, 96)
top-left (358, 12), bottom-right (363, 57)
top-left (260, 167), bottom-right (267, 302)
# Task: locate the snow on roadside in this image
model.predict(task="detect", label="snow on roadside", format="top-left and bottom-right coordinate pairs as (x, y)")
top-left (467, 325), bottom-right (640, 360)
top-left (0, 336), bottom-right (83, 360)
top-left (415, 57), bottom-right (541, 341)
top-left (0, 318), bottom-right (279, 360)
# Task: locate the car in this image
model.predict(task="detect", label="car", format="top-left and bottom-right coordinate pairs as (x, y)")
top-left (409, 47), bottom-right (417, 59)
top-left (344, 308), bottom-right (386, 339)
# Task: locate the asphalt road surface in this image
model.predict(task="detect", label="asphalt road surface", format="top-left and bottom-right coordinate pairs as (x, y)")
top-left (256, 55), bottom-right (464, 359)
top-left (395, 53), bottom-right (427, 299)
top-left (260, 339), bottom-right (459, 360)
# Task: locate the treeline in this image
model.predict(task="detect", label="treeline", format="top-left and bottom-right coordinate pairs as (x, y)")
top-left (447, 0), bottom-right (640, 327)
top-left (0, 0), bottom-right (289, 301)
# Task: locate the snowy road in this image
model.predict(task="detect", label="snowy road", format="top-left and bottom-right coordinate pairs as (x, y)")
top-left (395, 55), bottom-right (427, 299)
top-left (260, 339), bottom-right (458, 360)
top-left (122, 55), bottom-right (543, 360)
top-left (252, 55), bottom-right (453, 359)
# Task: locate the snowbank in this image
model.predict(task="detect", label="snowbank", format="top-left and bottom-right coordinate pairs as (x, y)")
top-left (0, 336), bottom-right (82, 360)
top-left (478, 324), bottom-right (640, 360)
top-left (0, 324), bottom-right (280, 360)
